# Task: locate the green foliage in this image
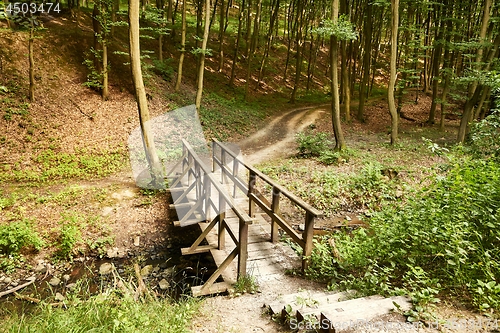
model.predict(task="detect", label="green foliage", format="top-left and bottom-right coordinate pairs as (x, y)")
top-left (83, 49), bottom-right (104, 90)
top-left (0, 220), bottom-right (44, 255)
top-left (314, 16), bottom-right (358, 41)
top-left (3, 102), bottom-right (29, 121)
top-left (305, 159), bottom-right (500, 314)
top-left (233, 274), bottom-right (259, 294)
top-left (466, 110), bottom-right (500, 161)
top-left (152, 59), bottom-right (174, 81)
top-left (55, 213), bottom-right (83, 259)
top-left (0, 148), bottom-right (125, 182)
top-left (0, 278), bottom-right (199, 333)
top-left (296, 131), bottom-right (332, 157)
top-left (296, 130), bottom-right (352, 165)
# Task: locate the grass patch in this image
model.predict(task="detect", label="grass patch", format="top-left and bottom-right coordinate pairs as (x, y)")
top-left (0, 148), bottom-right (126, 182)
top-left (0, 278), bottom-right (199, 333)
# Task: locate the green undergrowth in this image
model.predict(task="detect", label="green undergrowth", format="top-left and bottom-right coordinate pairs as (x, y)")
top-left (0, 148), bottom-right (126, 182)
top-left (199, 92), bottom-right (276, 141)
top-left (260, 158), bottom-right (405, 216)
top-left (305, 158), bottom-right (500, 317)
top-left (0, 278), bottom-right (199, 333)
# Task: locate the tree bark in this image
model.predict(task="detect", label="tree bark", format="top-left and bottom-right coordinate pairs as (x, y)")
top-left (174, 0), bottom-right (186, 91)
top-left (28, 25), bottom-right (35, 102)
top-left (331, 0), bottom-right (345, 150)
top-left (387, 0), bottom-right (399, 145)
top-left (129, 0), bottom-right (163, 185)
top-left (195, 0), bottom-right (211, 111)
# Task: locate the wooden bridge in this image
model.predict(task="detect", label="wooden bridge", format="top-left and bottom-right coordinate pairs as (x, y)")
top-left (166, 139), bottom-right (323, 296)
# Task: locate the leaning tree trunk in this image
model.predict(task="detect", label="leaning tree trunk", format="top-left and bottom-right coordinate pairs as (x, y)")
top-left (28, 24), bottom-right (35, 102)
top-left (129, 0), bottom-right (162, 185)
top-left (331, 0), bottom-right (345, 150)
top-left (175, 0), bottom-right (187, 91)
top-left (387, 0), bottom-right (399, 145)
top-left (195, 0), bottom-right (211, 111)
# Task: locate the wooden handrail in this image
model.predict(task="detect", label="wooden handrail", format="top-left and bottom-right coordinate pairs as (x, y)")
top-left (212, 139), bottom-right (323, 218)
top-left (182, 139), bottom-right (253, 225)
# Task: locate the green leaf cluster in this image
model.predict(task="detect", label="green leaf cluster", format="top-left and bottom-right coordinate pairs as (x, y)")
top-left (305, 158), bottom-right (500, 314)
top-left (0, 219), bottom-right (44, 255)
top-left (314, 16), bottom-right (358, 41)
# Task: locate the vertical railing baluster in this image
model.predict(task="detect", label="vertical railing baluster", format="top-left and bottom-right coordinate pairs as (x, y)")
top-left (271, 186), bottom-right (280, 243)
top-left (248, 170), bottom-right (256, 217)
top-left (218, 191), bottom-right (226, 250)
top-left (237, 217), bottom-right (248, 278)
top-left (302, 212), bottom-right (315, 271)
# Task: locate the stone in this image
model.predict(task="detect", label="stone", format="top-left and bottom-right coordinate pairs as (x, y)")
top-left (107, 247), bottom-right (119, 258)
top-left (158, 279), bottom-right (170, 290)
top-left (62, 274), bottom-right (70, 282)
top-left (55, 292), bottom-right (65, 301)
top-left (49, 276), bottom-right (61, 287)
top-left (140, 265), bottom-right (153, 277)
top-left (298, 224), bottom-right (305, 231)
top-left (4, 277), bottom-right (12, 284)
top-left (66, 283), bottom-right (77, 290)
top-left (163, 267), bottom-right (175, 277)
top-left (99, 263), bottom-right (114, 275)
top-left (34, 263), bottom-right (47, 274)
top-left (134, 236), bottom-right (140, 247)
top-left (101, 207), bottom-right (114, 217)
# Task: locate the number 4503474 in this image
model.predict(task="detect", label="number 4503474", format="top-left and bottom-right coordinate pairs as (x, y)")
top-left (5, 2), bottom-right (61, 16)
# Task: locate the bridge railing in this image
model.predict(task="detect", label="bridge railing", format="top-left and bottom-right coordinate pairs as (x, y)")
top-left (212, 139), bottom-right (323, 270)
top-left (171, 139), bottom-right (253, 295)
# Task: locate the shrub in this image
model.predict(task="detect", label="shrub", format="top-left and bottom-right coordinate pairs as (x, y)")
top-left (0, 220), bottom-right (44, 255)
top-left (296, 131), bottom-right (333, 157)
top-left (467, 110), bottom-right (500, 161)
top-left (306, 159), bottom-right (500, 314)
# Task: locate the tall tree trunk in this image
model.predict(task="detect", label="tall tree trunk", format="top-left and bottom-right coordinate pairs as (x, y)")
top-left (230, 0), bottom-right (245, 86)
top-left (458, 0), bottom-right (493, 142)
top-left (129, 0), bottom-right (162, 185)
top-left (331, 0), bottom-right (345, 150)
top-left (195, 0), bottom-right (211, 111)
top-left (174, 0), bottom-right (186, 91)
top-left (218, 0), bottom-right (225, 72)
top-left (28, 25), bottom-right (35, 102)
top-left (341, 39), bottom-right (350, 122)
top-left (102, 39), bottom-right (109, 100)
top-left (388, 0), bottom-right (399, 145)
top-left (358, 0), bottom-right (372, 122)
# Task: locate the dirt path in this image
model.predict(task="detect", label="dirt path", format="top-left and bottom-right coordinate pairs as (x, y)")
top-left (237, 105), bottom-right (329, 165)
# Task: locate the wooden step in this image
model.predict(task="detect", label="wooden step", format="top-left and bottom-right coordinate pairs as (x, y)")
top-left (319, 296), bottom-right (412, 332)
top-left (191, 281), bottom-right (232, 297)
top-left (174, 218), bottom-right (206, 227)
top-left (267, 291), bottom-right (351, 317)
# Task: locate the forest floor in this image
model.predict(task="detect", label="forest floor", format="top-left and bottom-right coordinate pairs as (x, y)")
top-left (0, 12), bottom-right (495, 333)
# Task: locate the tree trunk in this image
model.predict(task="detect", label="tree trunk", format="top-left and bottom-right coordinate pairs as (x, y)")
top-left (387, 0), bottom-right (399, 145)
top-left (230, 0), bottom-right (245, 87)
top-left (28, 25), bottom-right (35, 102)
top-left (195, 0), bottom-right (211, 111)
top-left (331, 0), bottom-right (345, 150)
top-left (128, 0), bottom-right (162, 185)
top-left (218, 0), bottom-right (225, 72)
top-left (102, 38), bottom-right (109, 100)
top-left (174, 0), bottom-right (186, 91)
top-left (358, 0), bottom-right (372, 122)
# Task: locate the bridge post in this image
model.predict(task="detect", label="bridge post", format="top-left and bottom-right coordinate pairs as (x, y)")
top-left (204, 173), bottom-right (211, 221)
top-left (270, 187), bottom-right (280, 243)
top-left (302, 212), bottom-right (315, 271)
top-left (218, 191), bottom-right (226, 250)
top-left (248, 171), bottom-right (256, 217)
top-left (237, 218), bottom-right (248, 278)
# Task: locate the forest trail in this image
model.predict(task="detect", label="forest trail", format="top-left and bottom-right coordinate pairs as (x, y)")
top-left (237, 105), bottom-right (329, 165)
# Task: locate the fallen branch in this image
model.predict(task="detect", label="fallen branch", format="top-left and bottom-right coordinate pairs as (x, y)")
top-left (14, 293), bottom-right (66, 307)
top-left (0, 277), bottom-right (36, 298)
top-left (133, 263), bottom-right (149, 301)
